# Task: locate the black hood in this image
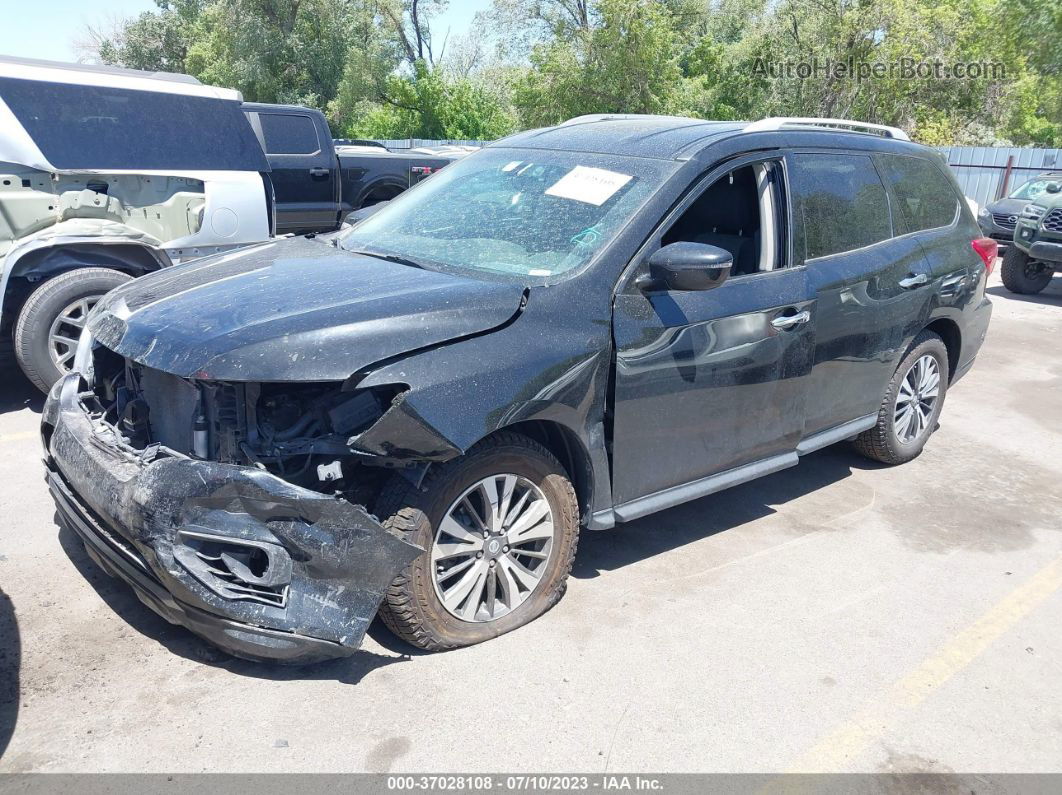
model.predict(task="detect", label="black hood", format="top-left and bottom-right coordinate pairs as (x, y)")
top-left (984, 197), bottom-right (1029, 216)
top-left (89, 236), bottom-right (526, 382)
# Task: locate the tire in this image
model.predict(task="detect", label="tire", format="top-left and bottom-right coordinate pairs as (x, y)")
top-left (376, 431), bottom-right (580, 651)
top-left (1000, 247), bottom-right (1052, 294)
top-left (14, 268), bottom-right (132, 394)
top-left (853, 331), bottom-right (949, 465)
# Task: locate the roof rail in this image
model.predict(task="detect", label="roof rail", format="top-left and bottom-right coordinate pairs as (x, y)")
top-left (558, 113), bottom-right (701, 126)
top-left (744, 117), bottom-right (910, 141)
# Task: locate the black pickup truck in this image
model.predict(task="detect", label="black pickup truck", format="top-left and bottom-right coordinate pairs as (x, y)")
top-left (242, 102), bottom-right (474, 235)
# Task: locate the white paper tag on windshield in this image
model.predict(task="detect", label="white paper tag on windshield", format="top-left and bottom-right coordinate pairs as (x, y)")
top-left (545, 166), bottom-right (632, 206)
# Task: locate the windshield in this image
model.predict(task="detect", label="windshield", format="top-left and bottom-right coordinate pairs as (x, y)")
top-left (1010, 178), bottom-right (1059, 200)
top-left (340, 148), bottom-right (673, 284)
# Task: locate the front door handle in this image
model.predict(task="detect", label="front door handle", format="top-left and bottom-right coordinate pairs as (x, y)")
top-left (771, 310), bottom-right (810, 330)
top-left (898, 273), bottom-right (929, 289)
top-left (309, 167), bottom-right (329, 178)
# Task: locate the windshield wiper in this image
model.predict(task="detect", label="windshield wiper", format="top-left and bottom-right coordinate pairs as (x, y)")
top-left (347, 249), bottom-right (425, 270)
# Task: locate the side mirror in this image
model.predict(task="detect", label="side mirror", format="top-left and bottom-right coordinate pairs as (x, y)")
top-left (639, 242), bottom-right (733, 292)
top-left (1046, 182), bottom-right (1061, 194)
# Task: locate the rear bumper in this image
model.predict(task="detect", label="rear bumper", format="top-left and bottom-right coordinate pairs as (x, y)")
top-left (42, 375), bottom-right (421, 664)
top-left (954, 297), bottom-right (993, 384)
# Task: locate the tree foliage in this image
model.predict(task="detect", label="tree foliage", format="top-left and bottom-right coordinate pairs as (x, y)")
top-left (83, 0), bottom-right (1062, 145)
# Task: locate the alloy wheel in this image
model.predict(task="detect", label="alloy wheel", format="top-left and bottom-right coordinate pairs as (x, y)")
top-left (47, 296), bottom-right (97, 372)
top-left (894, 354), bottom-right (940, 444)
top-left (431, 474), bottom-right (555, 622)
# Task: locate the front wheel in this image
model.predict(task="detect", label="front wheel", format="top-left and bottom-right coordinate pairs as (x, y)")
top-left (1000, 247), bottom-right (1052, 294)
top-left (376, 432), bottom-right (580, 651)
top-left (13, 268), bottom-right (132, 393)
top-left (853, 331), bottom-right (949, 465)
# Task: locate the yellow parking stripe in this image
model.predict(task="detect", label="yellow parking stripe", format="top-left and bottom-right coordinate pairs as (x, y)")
top-left (0, 431), bottom-right (37, 444)
top-left (787, 554), bottom-right (1062, 772)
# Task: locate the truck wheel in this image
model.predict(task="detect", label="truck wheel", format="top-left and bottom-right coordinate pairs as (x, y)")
top-left (14, 268), bottom-right (132, 393)
top-left (1000, 247), bottom-right (1052, 294)
top-left (376, 432), bottom-right (580, 651)
top-left (853, 331), bottom-right (949, 465)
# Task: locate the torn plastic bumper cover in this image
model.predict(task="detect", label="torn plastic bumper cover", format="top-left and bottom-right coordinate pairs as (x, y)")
top-left (42, 374), bottom-right (422, 663)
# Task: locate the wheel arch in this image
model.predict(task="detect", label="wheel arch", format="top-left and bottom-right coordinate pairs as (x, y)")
top-left (1, 241), bottom-right (167, 331)
top-left (495, 419), bottom-right (595, 527)
top-left (356, 178), bottom-right (407, 209)
top-left (924, 317), bottom-right (961, 381)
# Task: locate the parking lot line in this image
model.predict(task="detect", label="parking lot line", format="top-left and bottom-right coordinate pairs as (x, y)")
top-left (786, 553), bottom-right (1062, 772)
top-left (0, 430), bottom-right (36, 444)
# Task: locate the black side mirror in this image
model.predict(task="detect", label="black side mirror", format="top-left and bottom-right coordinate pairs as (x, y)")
top-left (639, 242), bottom-right (733, 292)
top-left (1046, 182), bottom-right (1061, 194)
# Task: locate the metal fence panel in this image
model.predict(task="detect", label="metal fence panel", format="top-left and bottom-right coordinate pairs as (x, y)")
top-left (935, 146), bottom-right (1062, 206)
top-left (372, 138), bottom-right (492, 149)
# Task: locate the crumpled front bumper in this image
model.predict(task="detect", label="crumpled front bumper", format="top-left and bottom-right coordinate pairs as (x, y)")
top-left (41, 374), bottom-right (421, 664)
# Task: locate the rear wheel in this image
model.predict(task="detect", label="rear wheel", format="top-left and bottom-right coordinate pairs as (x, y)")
top-left (1000, 247), bottom-right (1052, 294)
top-left (853, 331), bottom-right (949, 465)
top-left (14, 268), bottom-right (132, 393)
top-left (376, 432), bottom-right (580, 651)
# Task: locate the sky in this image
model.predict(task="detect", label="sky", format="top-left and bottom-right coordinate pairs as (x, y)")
top-left (1, 0), bottom-right (493, 64)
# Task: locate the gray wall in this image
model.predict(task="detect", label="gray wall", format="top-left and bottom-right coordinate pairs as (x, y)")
top-left (937, 147), bottom-right (1062, 207)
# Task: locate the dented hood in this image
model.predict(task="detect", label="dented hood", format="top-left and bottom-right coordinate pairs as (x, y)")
top-left (89, 235), bottom-right (526, 381)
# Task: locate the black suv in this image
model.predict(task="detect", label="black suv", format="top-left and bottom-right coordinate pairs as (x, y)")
top-left (43, 115), bottom-right (996, 663)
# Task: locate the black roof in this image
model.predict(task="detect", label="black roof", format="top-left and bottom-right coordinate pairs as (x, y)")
top-left (492, 115), bottom-right (744, 160)
top-left (490, 114), bottom-right (929, 161)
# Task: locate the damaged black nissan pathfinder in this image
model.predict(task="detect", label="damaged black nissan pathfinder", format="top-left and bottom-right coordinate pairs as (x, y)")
top-left (43, 115), bottom-right (995, 663)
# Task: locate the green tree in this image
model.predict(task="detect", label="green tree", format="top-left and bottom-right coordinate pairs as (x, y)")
top-left (183, 0), bottom-right (360, 106)
top-left (511, 0), bottom-right (684, 127)
top-left (90, 1), bottom-right (204, 73)
top-left (329, 0), bottom-right (517, 139)
top-left (337, 61), bottom-right (517, 139)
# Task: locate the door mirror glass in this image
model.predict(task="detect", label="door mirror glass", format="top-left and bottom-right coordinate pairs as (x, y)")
top-left (641, 242), bottom-right (733, 291)
top-left (1046, 182), bottom-right (1061, 194)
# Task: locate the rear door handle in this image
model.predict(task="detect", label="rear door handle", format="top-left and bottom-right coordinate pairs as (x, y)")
top-left (771, 310), bottom-right (810, 330)
top-left (309, 167), bottom-right (329, 178)
top-left (898, 273), bottom-right (929, 289)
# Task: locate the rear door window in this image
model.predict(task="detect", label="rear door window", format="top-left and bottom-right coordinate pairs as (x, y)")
top-left (876, 154), bottom-right (960, 233)
top-left (259, 113), bottom-right (320, 155)
top-left (789, 153), bottom-right (893, 263)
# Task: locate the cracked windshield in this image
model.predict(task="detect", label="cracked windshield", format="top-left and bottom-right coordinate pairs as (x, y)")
top-left (341, 149), bottom-right (672, 283)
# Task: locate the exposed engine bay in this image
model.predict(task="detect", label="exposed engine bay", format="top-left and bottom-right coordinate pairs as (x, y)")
top-left (42, 348), bottom-right (427, 663)
top-left (86, 344), bottom-right (410, 501)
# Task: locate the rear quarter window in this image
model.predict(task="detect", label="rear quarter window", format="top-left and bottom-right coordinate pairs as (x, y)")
top-left (259, 113), bottom-right (320, 155)
top-left (0, 77), bottom-right (268, 172)
top-left (789, 153), bottom-right (893, 262)
top-left (876, 154), bottom-right (960, 233)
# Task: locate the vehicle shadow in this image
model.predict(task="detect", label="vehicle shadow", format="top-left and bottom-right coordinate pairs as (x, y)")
top-left (0, 586), bottom-right (19, 758)
top-left (51, 445), bottom-right (882, 674)
top-left (986, 281), bottom-right (1062, 306)
top-left (54, 519), bottom-right (412, 684)
top-left (573, 444), bottom-right (882, 579)
top-left (0, 367), bottom-right (43, 416)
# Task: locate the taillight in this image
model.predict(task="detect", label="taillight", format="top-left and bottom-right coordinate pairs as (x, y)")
top-left (972, 237), bottom-right (998, 275)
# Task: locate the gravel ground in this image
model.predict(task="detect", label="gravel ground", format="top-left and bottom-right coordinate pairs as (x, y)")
top-left (0, 269), bottom-right (1060, 774)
